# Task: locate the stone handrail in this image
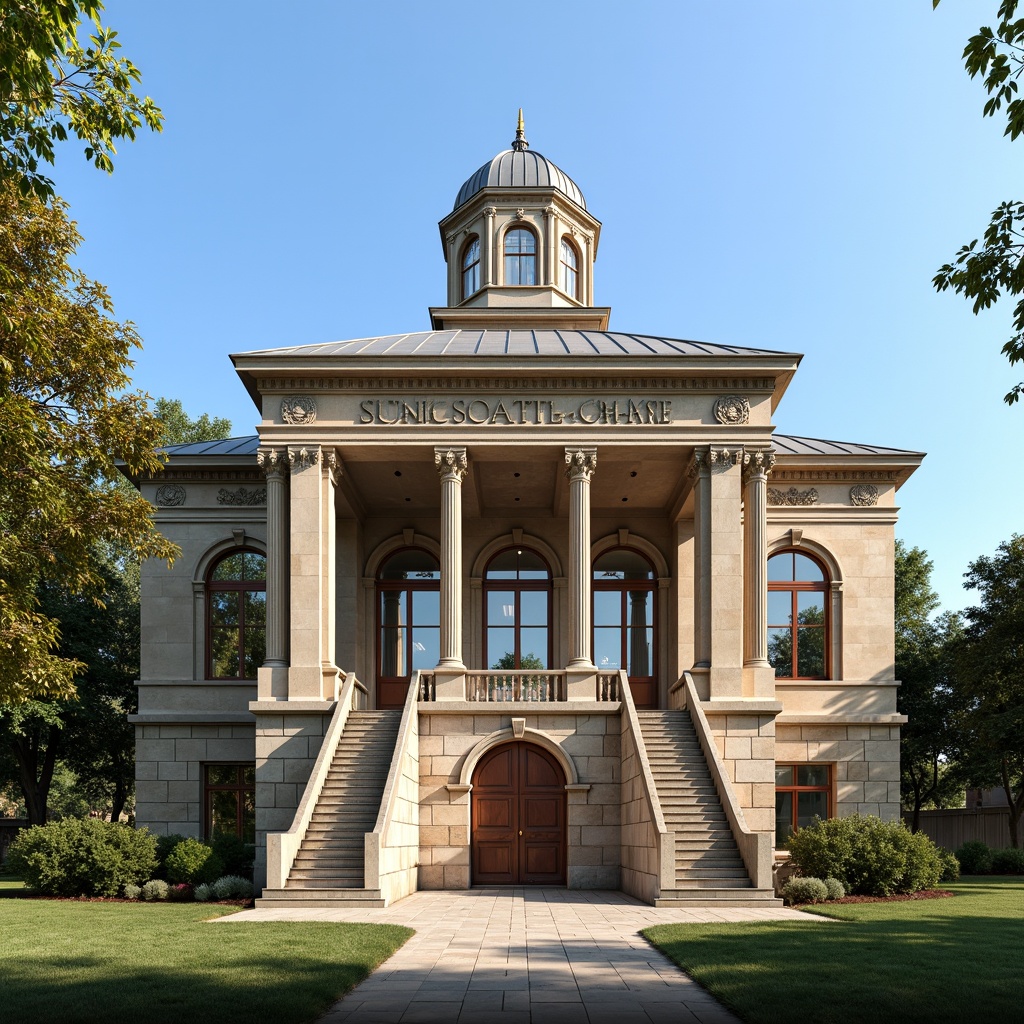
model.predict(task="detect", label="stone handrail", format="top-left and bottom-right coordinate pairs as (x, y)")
top-left (680, 671), bottom-right (773, 891)
top-left (596, 671), bottom-right (619, 701)
top-left (265, 671), bottom-right (365, 890)
top-left (465, 670), bottom-right (565, 701)
top-left (365, 671), bottom-right (421, 898)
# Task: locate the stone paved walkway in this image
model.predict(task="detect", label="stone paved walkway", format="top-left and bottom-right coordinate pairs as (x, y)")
top-left (220, 889), bottom-right (817, 1023)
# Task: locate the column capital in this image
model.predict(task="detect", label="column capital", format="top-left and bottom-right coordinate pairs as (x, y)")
top-left (564, 447), bottom-right (597, 482)
top-left (690, 445), bottom-right (745, 477)
top-left (257, 446), bottom-right (290, 479)
top-left (434, 447), bottom-right (468, 482)
top-left (742, 448), bottom-right (776, 483)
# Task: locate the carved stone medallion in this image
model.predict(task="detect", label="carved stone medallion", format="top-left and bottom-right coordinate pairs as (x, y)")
top-left (713, 395), bottom-right (750, 425)
top-left (217, 486), bottom-right (267, 506)
top-left (768, 486), bottom-right (819, 506)
top-left (849, 484), bottom-right (879, 506)
top-left (155, 484), bottom-right (186, 507)
top-left (281, 396), bottom-right (317, 425)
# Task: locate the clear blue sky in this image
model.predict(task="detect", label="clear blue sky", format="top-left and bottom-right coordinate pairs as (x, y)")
top-left (55, 1), bottom-right (1019, 614)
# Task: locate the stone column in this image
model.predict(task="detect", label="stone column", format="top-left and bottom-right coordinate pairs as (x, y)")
top-left (691, 446), bottom-right (744, 699)
top-left (743, 449), bottom-right (775, 696)
top-left (565, 448), bottom-right (597, 671)
top-left (483, 206), bottom-right (496, 286)
top-left (434, 448), bottom-right (468, 672)
top-left (257, 447), bottom-right (289, 700)
top-left (545, 206), bottom-right (557, 287)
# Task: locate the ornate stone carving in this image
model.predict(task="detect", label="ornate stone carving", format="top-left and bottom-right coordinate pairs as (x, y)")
top-left (742, 449), bottom-right (776, 481)
top-left (287, 446), bottom-right (320, 470)
top-left (483, 206), bottom-right (497, 218)
top-left (514, 208), bottom-right (525, 220)
top-left (256, 447), bottom-right (288, 477)
top-left (434, 447), bottom-right (468, 481)
top-left (691, 447), bottom-right (745, 476)
top-left (849, 484), bottom-right (879, 506)
top-left (713, 395), bottom-right (750, 425)
top-left (217, 486), bottom-right (267, 506)
top-left (281, 396), bottom-right (317, 425)
top-left (564, 448), bottom-right (598, 481)
top-left (768, 486), bottom-right (819, 506)
top-left (445, 232), bottom-right (457, 245)
top-left (155, 484), bottom-right (186, 507)
top-left (544, 206), bottom-right (556, 218)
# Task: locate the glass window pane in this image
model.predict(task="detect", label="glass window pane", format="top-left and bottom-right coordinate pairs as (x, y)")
top-left (243, 628), bottom-right (264, 677)
top-left (505, 255), bottom-right (519, 284)
top-left (797, 593), bottom-right (824, 624)
top-left (244, 590), bottom-right (266, 625)
top-left (775, 766), bottom-right (794, 786)
top-left (797, 627), bottom-right (825, 677)
top-left (519, 628), bottom-right (547, 668)
top-left (207, 765), bottom-right (237, 786)
top-left (775, 791), bottom-right (794, 847)
top-left (797, 790), bottom-right (828, 829)
top-left (487, 549), bottom-right (548, 578)
top-left (768, 627), bottom-right (793, 677)
top-left (488, 628), bottom-right (516, 669)
top-left (242, 766), bottom-right (255, 786)
top-left (627, 590), bottom-right (653, 628)
top-left (594, 549), bottom-right (654, 577)
top-left (519, 589), bottom-right (547, 626)
top-left (380, 549), bottom-right (440, 580)
top-left (594, 627), bottom-right (621, 670)
top-left (210, 629), bottom-right (239, 678)
top-left (593, 590), bottom-right (621, 627)
top-left (210, 591), bottom-right (239, 627)
top-left (241, 553), bottom-right (266, 580)
top-left (521, 256), bottom-right (536, 286)
top-left (210, 790), bottom-right (239, 838)
top-left (798, 765), bottom-right (829, 787)
top-left (380, 626), bottom-right (406, 676)
top-left (487, 590), bottom-right (516, 622)
top-left (241, 790), bottom-right (255, 844)
top-left (794, 553), bottom-right (824, 582)
top-left (380, 590), bottom-right (407, 627)
top-left (767, 591), bottom-right (792, 626)
top-left (767, 553), bottom-right (794, 582)
top-left (463, 239), bottom-right (479, 267)
top-left (411, 626), bottom-right (439, 669)
top-left (211, 554), bottom-right (245, 581)
top-left (412, 588), bottom-right (439, 626)
top-left (627, 627), bottom-right (652, 676)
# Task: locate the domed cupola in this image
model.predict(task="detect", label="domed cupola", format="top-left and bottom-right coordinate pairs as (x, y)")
top-left (431, 112), bottom-right (608, 331)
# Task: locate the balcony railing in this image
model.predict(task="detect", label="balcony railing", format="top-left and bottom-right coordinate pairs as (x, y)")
top-left (417, 668), bottom-right (623, 703)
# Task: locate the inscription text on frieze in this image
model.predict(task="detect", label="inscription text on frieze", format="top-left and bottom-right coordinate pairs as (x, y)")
top-left (358, 397), bottom-right (672, 426)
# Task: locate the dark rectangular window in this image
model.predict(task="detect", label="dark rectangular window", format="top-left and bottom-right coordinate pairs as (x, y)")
top-left (775, 763), bottom-right (831, 848)
top-left (204, 764), bottom-right (255, 843)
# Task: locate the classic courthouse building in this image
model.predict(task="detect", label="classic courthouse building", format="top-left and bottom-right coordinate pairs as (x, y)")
top-left (131, 117), bottom-right (922, 906)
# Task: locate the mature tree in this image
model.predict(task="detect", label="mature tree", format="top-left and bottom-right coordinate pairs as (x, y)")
top-left (947, 535), bottom-right (1024, 847)
top-left (933, 1), bottom-right (1024, 404)
top-left (0, 184), bottom-right (177, 704)
top-left (154, 398), bottom-right (232, 446)
top-left (0, 0), bottom-right (162, 198)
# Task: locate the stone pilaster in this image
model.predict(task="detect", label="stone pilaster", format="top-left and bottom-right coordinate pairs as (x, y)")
top-left (743, 449), bottom-right (776, 697)
top-left (544, 206), bottom-right (557, 286)
top-left (256, 447), bottom-right (289, 701)
top-left (483, 206), bottom-right (496, 286)
top-left (434, 448), bottom-right (468, 675)
top-left (565, 449), bottom-right (597, 676)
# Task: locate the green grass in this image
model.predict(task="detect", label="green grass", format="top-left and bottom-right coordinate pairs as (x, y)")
top-left (0, 900), bottom-right (412, 1024)
top-left (645, 877), bottom-right (1023, 1024)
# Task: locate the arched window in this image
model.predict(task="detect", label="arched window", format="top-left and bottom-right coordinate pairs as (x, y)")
top-left (503, 227), bottom-right (537, 285)
top-left (484, 547), bottom-right (551, 669)
top-left (376, 548), bottom-right (440, 709)
top-left (461, 236), bottom-right (481, 299)
top-left (207, 550), bottom-right (266, 679)
top-left (560, 237), bottom-right (579, 298)
top-left (767, 550), bottom-right (828, 679)
top-left (593, 548), bottom-right (656, 708)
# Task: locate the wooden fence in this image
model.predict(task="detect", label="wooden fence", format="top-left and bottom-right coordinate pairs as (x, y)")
top-left (903, 807), bottom-right (1016, 850)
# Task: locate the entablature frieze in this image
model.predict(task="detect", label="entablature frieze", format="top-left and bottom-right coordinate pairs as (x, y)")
top-left (141, 469), bottom-right (262, 484)
top-left (768, 469), bottom-right (899, 483)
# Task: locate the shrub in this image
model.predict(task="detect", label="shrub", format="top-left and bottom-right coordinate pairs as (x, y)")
top-left (164, 838), bottom-right (224, 885)
top-left (211, 833), bottom-right (255, 879)
top-left (990, 847), bottom-right (1024, 874)
top-left (154, 834), bottom-right (188, 879)
top-left (194, 883), bottom-right (214, 902)
top-left (955, 840), bottom-right (992, 875)
top-left (6, 819), bottom-right (157, 897)
top-left (123, 883), bottom-right (142, 900)
top-left (782, 876), bottom-right (828, 905)
top-left (823, 877), bottom-right (845, 900)
top-left (141, 879), bottom-right (169, 901)
top-left (167, 882), bottom-right (194, 902)
top-left (938, 848), bottom-right (961, 883)
top-left (787, 814), bottom-right (942, 896)
top-left (212, 875), bottom-right (254, 900)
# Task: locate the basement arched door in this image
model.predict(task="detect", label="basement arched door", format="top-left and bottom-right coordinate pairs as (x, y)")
top-left (470, 741), bottom-right (567, 885)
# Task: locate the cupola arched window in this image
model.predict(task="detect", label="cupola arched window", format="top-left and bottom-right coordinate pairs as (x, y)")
top-left (484, 547), bottom-right (551, 669)
top-left (560, 237), bottom-right (579, 298)
top-left (504, 227), bottom-right (537, 286)
top-left (767, 550), bottom-right (829, 679)
top-left (461, 237), bottom-right (481, 299)
top-left (206, 550), bottom-right (266, 679)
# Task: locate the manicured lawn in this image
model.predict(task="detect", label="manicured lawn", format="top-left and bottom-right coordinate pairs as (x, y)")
top-left (0, 900), bottom-right (412, 1024)
top-left (645, 877), bottom-right (1022, 1024)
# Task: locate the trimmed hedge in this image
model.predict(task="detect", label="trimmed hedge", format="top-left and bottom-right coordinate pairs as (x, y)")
top-left (7, 819), bottom-right (157, 897)
top-left (164, 837), bottom-right (224, 885)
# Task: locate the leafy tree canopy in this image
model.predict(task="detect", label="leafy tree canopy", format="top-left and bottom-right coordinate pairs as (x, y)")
top-left (933, 1), bottom-right (1024, 404)
top-left (0, 183), bottom-right (177, 704)
top-left (0, 0), bottom-right (162, 198)
top-left (154, 398), bottom-right (232, 447)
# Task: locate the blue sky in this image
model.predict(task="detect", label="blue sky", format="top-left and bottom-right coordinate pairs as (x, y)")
top-left (55, 1), bottom-right (1018, 613)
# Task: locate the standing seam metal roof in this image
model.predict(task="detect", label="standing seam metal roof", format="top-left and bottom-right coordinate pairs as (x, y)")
top-left (454, 149), bottom-right (587, 211)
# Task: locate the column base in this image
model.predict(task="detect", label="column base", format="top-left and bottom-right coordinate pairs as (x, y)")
top-left (565, 666), bottom-right (597, 701)
top-left (284, 664), bottom-right (341, 701)
top-left (432, 667), bottom-right (467, 701)
top-left (257, 665), bottom-right (289, 701)
top-left (743, 663), bottom-right (777, 698)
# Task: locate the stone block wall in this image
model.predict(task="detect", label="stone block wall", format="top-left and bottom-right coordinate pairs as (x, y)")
top-left (373, 706), bottom-right (420, 904)
top-left (620, 710), bottom-right (662, 902)
top-left (707, 711), bottom-right (776, 833)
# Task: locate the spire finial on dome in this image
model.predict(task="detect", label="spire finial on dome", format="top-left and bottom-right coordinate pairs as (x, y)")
top-left (512, 108), bottom-right (529, 152)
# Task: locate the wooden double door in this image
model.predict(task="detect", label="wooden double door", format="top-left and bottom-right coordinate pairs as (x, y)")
top-left (471, 742), bottom-right (566, 885)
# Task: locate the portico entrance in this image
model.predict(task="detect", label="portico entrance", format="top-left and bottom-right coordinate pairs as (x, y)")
top-left (470, 742), bottom-right (567, 885)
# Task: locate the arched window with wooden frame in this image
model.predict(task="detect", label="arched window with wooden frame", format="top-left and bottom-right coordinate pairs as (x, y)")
top-left (593, 548), bottom-right (656, 708)
top-left (767, 550), bottom-right (829, 679)
top-left (206, 549), bottom-right (266, 679)
top-left (503, 227), bottom-right (537, 286)
top-left (560, 236), bottom-right (579, 299)
top-left (484, 547), bottom-right (551, 670)
top-left (461, 236), bottom-right (481, 299)
top-left (376, 547), bottom-right (440, 709)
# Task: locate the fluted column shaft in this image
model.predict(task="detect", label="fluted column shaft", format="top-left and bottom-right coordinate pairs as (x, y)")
top-left (435, 447), bottom-right (468, 668)
top-left (565, 448), bottom-right (597, 668)
top-left (257, 447), bottom-right (289, 668)
top-left (743, 450), bottom-right (775, 667)
top-left (483, 206), bottom-right (496, 286)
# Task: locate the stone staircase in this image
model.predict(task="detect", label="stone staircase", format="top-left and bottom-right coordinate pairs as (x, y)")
top-left (257, 710), bottom-right (401, 908)
top-left (637, 710), bottom-right (778, 907)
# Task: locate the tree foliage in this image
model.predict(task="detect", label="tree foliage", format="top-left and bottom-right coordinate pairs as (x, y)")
top-left (0, 0), bottom-right (162, 198)
top-left (154, 397), bottom-right (232, 447)
top-left (0, 183), bottom-right (177, 704)
top-left (933, 1), bottom-right (1024, 404)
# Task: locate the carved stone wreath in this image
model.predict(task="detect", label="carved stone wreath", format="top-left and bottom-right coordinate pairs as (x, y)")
top-left (281, 395), bottom-right (317, 425)
top-left (217, 486), bottom-right (267, 506)
top-left (155, 484), bottom-right (186, 507)
top-left (713, 395), bottom-right (750, 425)
top-left (768, 486), bottom-right (819, 506)
top-left (849, 484), bottom-right (879, 507)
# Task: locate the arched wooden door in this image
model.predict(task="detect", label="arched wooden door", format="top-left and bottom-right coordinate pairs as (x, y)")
top-left (471, 742), bottom-right (566, 885)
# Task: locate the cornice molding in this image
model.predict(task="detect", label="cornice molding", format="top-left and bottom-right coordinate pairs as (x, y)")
top-left (255, 375), bottom-right (779, 393)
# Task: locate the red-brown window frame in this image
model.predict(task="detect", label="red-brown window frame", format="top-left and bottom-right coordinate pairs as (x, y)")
top-left (203, 763), bottom-right (255, 843)
top-left (375, 546), bottom-right (441, 686)
top-left (503, 226), bottom-right (538, 286)
top-left (483, 547), bottom-right (552, 669)
top-left (461, 235), bottom-right (481, 300)
top-left (591, 548), bottom-right (657, 685)
top-left (205, 548), bottom-right (266, 680)
top-left (775, 762), bottom-right (832, 847)
top-left (767, 549), bottom-right (829, 679)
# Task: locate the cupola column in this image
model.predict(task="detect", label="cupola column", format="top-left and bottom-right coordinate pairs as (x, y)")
top-left (434, 447), bottom-right (469, 670)
top-left (743, 449), bottom-right (776, 697)
top-left (483, 207), bottom-right (496, 286)
top-left (565, 448), bottom-right (597, 671)
top-left (544, 206), bottom-right (557, 286)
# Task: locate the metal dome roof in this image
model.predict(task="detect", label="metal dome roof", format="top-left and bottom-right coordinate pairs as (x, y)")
top-left (452, 112), bottom-right (587, 212)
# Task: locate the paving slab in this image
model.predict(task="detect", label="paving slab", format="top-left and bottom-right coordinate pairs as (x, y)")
top-left (220, 888), bottom-right (816, 1022)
